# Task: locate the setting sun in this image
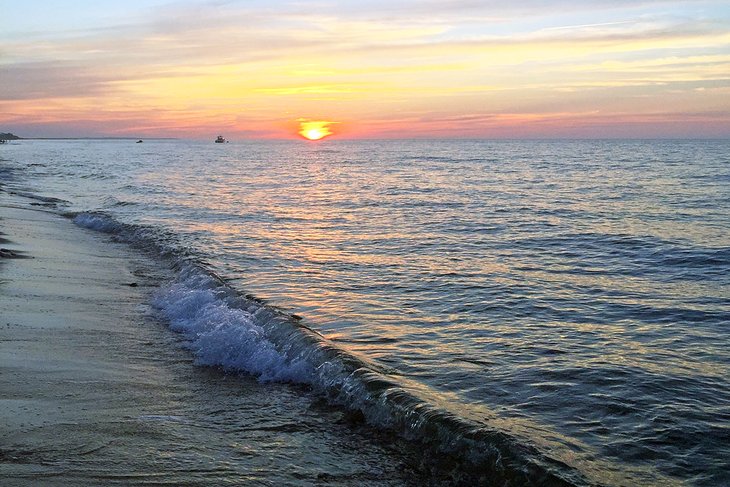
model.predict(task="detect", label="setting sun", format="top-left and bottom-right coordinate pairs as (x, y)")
top-left (298, 120), bottom-right (336, 141)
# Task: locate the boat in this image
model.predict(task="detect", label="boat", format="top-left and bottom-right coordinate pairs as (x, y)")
top-left (215, 135), bottom-right (226, 143)
top-left (136, 140), bottom-right (143, 143)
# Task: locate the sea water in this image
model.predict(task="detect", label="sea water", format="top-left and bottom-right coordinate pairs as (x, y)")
top-left (2, 139), bottom-right (728, 485)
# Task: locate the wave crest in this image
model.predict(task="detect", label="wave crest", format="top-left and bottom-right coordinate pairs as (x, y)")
top-left (154, 268), bottom-right (314, 383)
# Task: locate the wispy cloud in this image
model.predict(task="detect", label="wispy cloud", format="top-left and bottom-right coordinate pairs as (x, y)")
top-left (1, 0), bottom-right (728, 137)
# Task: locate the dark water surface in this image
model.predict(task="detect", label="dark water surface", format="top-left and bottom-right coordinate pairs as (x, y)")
top-left (2, 139), bottom-right (728, 485)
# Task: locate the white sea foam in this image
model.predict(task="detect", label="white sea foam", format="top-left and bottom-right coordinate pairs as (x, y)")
top-left (152, 267), bottom-right (314, 383)
top-left (73, 212), bottom-right (316, 383)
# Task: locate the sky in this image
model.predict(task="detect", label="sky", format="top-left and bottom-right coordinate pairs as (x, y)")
top-left (1, 0), bottom-right (729, 139)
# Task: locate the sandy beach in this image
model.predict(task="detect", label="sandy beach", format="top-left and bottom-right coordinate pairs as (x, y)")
top-left (0, 192), bottom-right (188, 485)
top-left (0, 191), bottom-right (428, 486)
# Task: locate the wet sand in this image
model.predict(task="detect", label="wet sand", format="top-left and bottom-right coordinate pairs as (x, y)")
top-left (0, 192), bottom-right (428, 486)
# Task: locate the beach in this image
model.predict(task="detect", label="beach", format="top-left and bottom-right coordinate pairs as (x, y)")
top-left (0, 191), bottom-right (431, 486)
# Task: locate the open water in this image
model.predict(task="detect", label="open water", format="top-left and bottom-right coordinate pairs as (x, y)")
top-left (2, 139), bottom-right (728, 485)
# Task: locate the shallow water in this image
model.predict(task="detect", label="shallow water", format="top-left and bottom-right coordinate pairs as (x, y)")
top-left (0, 201), bottom-right (430, 487)
top-left (2, 139), bottom-right (729, 485)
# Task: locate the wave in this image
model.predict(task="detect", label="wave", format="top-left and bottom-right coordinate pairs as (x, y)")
top-left (9, 190), bottom-right (70, 206)
top-left (102, 195), bottom-right (138, 208)
top-left (72, 210), bottom-right (590, 486)
top-left (506, 232), bottom-right (730, 282)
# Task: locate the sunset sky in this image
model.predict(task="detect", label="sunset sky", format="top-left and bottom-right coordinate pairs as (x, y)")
top-left (2, 0), bottom-right (729, 139)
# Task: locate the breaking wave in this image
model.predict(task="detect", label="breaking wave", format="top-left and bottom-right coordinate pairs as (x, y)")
top-left (73, 210), bottom-right (589, 486)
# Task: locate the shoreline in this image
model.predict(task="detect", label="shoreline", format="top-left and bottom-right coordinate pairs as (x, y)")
top-left (0, 192), bottom-right (181, 483)
top-left (0, 191), bottom-right (434, 486)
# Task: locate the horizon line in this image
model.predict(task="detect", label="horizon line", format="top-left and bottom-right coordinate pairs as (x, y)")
top-left (5, 135), bottom-right (729, 142)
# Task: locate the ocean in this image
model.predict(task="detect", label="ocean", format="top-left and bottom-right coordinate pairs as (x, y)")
top-left (2, 139), bottom-right (728, 485)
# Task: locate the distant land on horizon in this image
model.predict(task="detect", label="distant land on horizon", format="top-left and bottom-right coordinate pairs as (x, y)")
top-left (0, 133), bottom-right (178, 140)
top-left (25, 137), bottom-right (180, 140)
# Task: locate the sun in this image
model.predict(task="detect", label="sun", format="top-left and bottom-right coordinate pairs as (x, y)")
top-left (298, 120), bottom-right (336, 141)
top-left (304, 128), bottom-right (326, 140)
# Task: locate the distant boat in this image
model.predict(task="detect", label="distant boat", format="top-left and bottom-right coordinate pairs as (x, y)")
top-left (215, 135), bottom-right (227, 143)
top-left (136, 140), bottom-right (143, 143)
